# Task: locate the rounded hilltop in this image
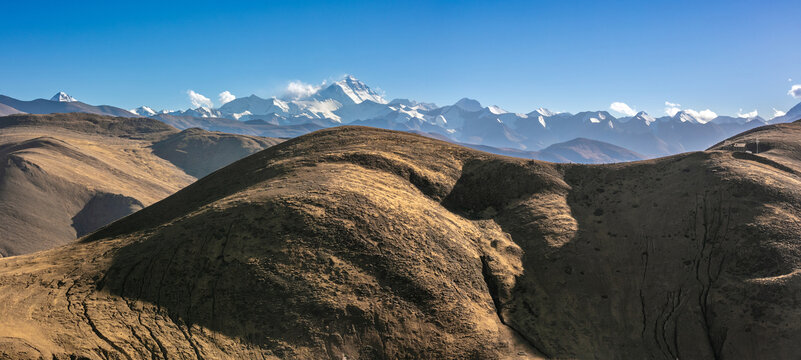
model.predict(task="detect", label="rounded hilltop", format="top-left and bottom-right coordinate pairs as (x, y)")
top-left (1, 125), bottom-right (801, 359)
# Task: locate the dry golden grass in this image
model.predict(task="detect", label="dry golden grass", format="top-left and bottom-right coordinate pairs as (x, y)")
top-left (1, 124), bottom-right (801, 359)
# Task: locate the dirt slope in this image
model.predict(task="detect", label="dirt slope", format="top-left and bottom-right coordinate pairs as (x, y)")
top-left (0, 113), bottom-right (280, 256)
top-left (0, 125), bottom-right (800, 359)
top-left (151, 127), bottom-right (282, 178)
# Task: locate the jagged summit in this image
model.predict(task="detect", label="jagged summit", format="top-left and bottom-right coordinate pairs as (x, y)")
top-left (313, 75), bottom-right (387, 105)
top-left (529, 107), bottom-right (557, 117)
top-left (669, 110), bottom-right (695, 123)
top-left (631, 111), bottom-right (656, 125)
top-left (50, 91), bottom-right (76, 102)
top-left (129, 105), bottom-right (156, 117)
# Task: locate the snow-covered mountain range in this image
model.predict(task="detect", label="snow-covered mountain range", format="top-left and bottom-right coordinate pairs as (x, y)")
top-left (2, 78), bottom-right (800, 161)
top-left (126, 76), bottom-right (798, 157)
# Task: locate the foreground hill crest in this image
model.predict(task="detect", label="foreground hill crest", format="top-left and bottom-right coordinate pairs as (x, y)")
top-left (1, 125), bottom-right (800, 359)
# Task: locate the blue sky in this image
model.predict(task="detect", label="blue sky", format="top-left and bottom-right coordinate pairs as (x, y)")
top-left (1, 0), bottom-right (799, 118)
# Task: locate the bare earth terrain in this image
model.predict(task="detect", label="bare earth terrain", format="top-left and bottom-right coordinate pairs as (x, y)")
top-left (0, 124), bottom-right (800, 359)
top-left (0, 113), bottom-right (281, 256)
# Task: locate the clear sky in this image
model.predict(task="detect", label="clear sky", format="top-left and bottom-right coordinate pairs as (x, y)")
top-left (1, 0), bottom-right (799, 118)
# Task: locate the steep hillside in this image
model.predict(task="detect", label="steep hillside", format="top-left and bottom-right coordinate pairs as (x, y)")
top-left (0, 126), bottom-right (799, 359)
top-left (0, 114), bottom-right (280, 256)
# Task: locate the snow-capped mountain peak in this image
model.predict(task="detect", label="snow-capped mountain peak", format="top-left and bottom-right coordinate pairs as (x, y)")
top-left (673, 111), bottom-right (700, 124)
top-left (315, 76), bottom-right (386, 105)
top-left (487, 105), bottom-right (508, 115)
top-left (219, 95), bottom-right (289, 116)
top-left (168, 106), bottom-right (222, 118)
top-left (632, 111), bottom-right (656, 125)
top-left (129, 106), bottom-right (157, 117)
top-left (50, 92), bottom-right (77, 102)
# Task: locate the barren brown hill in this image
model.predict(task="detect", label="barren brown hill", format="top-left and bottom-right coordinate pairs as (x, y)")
top-left (0, 113), bottom-right (281, 256)
top-left (1, 125), bottom-right (800, 359)
top-left (151, 127), bottom-right (282, 178)
top-left (709, 120), bottom-right (801, 167)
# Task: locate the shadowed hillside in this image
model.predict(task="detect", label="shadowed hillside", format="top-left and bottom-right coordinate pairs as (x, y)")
top-left (0, 125), bottom-right (800, 359)
top-left (151, 127), bottom-right (282, 178)
top-left (0, 113), bottom-right (281, 256)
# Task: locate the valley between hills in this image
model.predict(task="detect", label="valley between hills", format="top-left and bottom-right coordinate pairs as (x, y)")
top-left (0, 120), bottom-right (800, 359)
top-left (0, 113), bottom-right (281, 257)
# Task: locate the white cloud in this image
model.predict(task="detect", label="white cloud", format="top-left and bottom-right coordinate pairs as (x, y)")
top-left (789, 84), bottom-right (801, 99)
top-left (773, 108), bottom-right (786, 119)
top-left (737, 109), bottom-right (758, 118)
top-left (664, 101), bottom-right (682, 116)
top-left (187, 90), bottom-right (213, 108)
top-left (284, 80), bottom-right (322, 99)
top-left (218, 91), bottom-right (235, 105)
top-left (684, 109), bottom-right (718, 122)
top-left (609, 101), bottom-right (637, 116)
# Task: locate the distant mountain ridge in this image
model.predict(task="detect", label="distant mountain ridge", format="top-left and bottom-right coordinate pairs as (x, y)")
top-left (4, 80), bottom-right (800, 161)
top-left (770, 102), bottom-right (801, 124)
top-left (447, 136), bottom-right (644, 164)
top-left (127, 76), bottom-right (797, 157)
top-left (0, 103), bottom-right (23, 116)
top-left (0, 92), bottom-right (136, 118)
